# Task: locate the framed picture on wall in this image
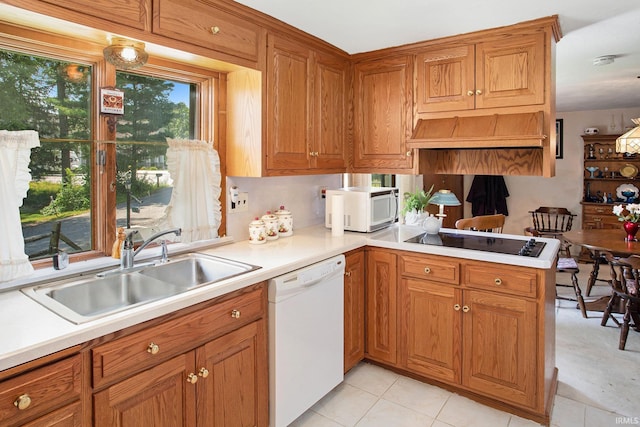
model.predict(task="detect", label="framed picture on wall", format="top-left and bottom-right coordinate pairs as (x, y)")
top-left (556, 119), bottom-right (564, 159)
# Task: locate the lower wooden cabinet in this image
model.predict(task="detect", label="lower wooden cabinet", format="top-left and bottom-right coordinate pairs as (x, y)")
top-left (344, 249), bottom-right (365, 373)
top-left (365, 248), bottom-right (398, 365)
top-left (377, 250), bottom-right (554, 424)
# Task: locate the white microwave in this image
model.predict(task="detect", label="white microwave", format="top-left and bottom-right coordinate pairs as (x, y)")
top-left (325, 187), bottom-right (399, 232)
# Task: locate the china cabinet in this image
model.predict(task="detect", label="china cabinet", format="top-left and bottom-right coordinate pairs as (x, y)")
top-left (581, 133), bottom-right (639, 229)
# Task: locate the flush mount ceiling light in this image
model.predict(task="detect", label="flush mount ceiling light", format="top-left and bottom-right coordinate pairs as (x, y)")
top-left (103, 37), bottom-right (148, 70)
top-left (593, 55), bottom-right (615, 66)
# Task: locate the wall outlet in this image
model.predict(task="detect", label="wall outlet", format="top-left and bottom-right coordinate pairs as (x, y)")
top-left (229, 192), bottom-right (249, 213)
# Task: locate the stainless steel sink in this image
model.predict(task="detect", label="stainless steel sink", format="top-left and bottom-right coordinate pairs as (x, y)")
top-left (138, 253), bottom-right (259, 289)
top-left (21, 253), bottom-right (260, 324)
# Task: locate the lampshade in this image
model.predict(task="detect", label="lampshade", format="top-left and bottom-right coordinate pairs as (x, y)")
top-left (103, 38), bottom-right (148, 70)
top-left (429, 189), bottom-right (461, 206)
top-left (616, 118), bottom-right (640, 154)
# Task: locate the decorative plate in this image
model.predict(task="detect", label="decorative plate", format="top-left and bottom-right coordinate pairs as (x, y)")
top-left (620, 164), bottom-right (638, 178)
top-left (616, 183), bottom-right (639, 200)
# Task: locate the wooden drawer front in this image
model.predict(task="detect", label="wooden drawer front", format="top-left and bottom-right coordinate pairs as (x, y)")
top-left (92, 287), bottom-right (264, 387)
top-left (0, 355), bottom-right (82, 425)
top-left (583, 205), bottom-right (619, 229)
top-left (464, 263), bottom-right (537, 297)
top-left (40, 0), bottom-right (151, 31)
top-left (153, 0), bottom-right (260, 62)
top-left (400, 254), bottom-right (459, 285)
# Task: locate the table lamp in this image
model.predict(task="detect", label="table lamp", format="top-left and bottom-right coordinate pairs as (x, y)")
top-left (429, 190), bottom-right (461, 224)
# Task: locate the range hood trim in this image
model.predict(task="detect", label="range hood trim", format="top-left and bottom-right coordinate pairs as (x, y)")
top-left (408, 111), bottom-right (547, 149)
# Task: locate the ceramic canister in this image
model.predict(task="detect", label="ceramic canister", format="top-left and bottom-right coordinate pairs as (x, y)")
top-left (249, 218), bottom-right (267, 244)
top-left (261, 211), bottom-right (279, 240)
top-left (275, 205), bottom-right (293, 237)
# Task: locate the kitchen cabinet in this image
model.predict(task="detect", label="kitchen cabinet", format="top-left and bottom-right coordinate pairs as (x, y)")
top-left (344, 249), bottom-right (365, 373)
top-left (92, 283), bottom-right (268, 427)
top-left (265, 34), bottom-right (347, 174)
top-left (0, 354), bottom-right (84, 427)
top-left (365, 248), bottom-right (397, 365)
top-left (581, 133), bottom-right (637, 229)
top-left (34, 0), bottom-right (151, 31)
top-left (378, 250), bottom-right (553, 423)
top-left (153, 0), bottom-right (262, 62)
top-left (416, 32), bottom-right (545, 113)
top-left (352, 56), bottom-right (416, 173)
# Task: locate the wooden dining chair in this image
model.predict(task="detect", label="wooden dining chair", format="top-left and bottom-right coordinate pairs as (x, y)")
top-left (526, 227), bottom-right (587, 318)
top-left (529, 207), bottom-right (577, 257)
top-left (454, 214), bottom-right (505, 233)
top-left (600, 251), bottom-right (640, 350)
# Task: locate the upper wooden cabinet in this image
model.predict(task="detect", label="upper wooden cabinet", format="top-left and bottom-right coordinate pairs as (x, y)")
top-left (352, 56), bottom-right (416, 173)
top-left (153, 0), bottom-right (261, 63)
top-left (37, 0), bottom-right (151, 31)
top-left (416, 32), bottom-right (545, 113)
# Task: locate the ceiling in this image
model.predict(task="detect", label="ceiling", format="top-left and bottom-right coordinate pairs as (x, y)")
top-left (235, 0), bottom-right (640, 113)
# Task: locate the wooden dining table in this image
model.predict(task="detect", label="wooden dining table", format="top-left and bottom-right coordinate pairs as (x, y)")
top-left (563, 227), bottom-right (640, 312)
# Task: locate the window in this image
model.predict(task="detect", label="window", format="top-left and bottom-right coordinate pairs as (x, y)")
top-left (0, 32), bottom-right (219, 263)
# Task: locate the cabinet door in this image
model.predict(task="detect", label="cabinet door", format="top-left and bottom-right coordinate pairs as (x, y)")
top-left (313, 51), bottom-right (348, 171)
top-left (416, 45), bottom-right (475, 113)
top-left (461, 290), bottom-right (537, 408)
top-left (196, 320), bottom-right (268, 427)
top-left (475, 32), bottom-right (544, 109)
top-left (353, 56), bottom-right (415, 171)
top-left (266, 35), bottom-right (312, 171)
top-left (400, 278), bottom-right (462, 383)
top-left (365, 249), bottom-right (397, 364)
top-left (94, 353), bottom-right (196, 427)
top-left (344, 249), bottom-right (365, 373)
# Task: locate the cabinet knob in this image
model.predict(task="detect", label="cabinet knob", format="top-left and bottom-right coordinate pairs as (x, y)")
top-left (187, 373), bottom-right (198, 384)
top-left (147, 342), bottom-right (160, 355)
top-left (210, 26), bottom-right (220, 35)
top-left (476, 89), bottom-right (483, 96)
top-left (14, 394), bottom-right (31, 410)
top-left (424, 267), bottom-right (431, 274)
top-left (467, 90), bottom-right (474, 96)
top-left (406, 150), bottom-right (412, 157)
top-left (494, 278), bottom-right (502, 286)
top-left (453, 304), bottom-right (461, 311)
top-left (231, 309), bottom-right (241, 319)
top-left (309, 151), bottom-right (319, 157)
top-left (198, 367), bottom-right (210, 378)
top-left (462, 305), bottom-right (470, 313)
top-left (345, 271), bottom-right (352, 277)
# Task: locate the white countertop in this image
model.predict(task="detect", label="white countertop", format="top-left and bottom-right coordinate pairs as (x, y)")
top-left (0, 224), bottom-right (559, 372)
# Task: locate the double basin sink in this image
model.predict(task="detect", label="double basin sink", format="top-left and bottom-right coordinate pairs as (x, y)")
top-left (21, 253), bottom-right (260, 324)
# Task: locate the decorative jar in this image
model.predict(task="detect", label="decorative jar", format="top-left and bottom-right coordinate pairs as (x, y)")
top-left (623, 221), bottom-right (639, 241)
top-left (275, 206), bottom-right (293, 237)
top-left (261, 211), bottom-right (279, 240)
top-left (249, 218), bottom-right (266, 245)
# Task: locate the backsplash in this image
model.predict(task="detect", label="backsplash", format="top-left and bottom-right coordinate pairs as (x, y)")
top-left (225, 175), bottom-right (342, 240)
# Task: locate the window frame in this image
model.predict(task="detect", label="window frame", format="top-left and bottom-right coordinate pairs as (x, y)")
top-left (0, 23), bottom-right (225, 268)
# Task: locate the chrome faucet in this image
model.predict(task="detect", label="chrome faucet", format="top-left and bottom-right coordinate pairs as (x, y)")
top-left (120, 228), bottom-right (182, 269)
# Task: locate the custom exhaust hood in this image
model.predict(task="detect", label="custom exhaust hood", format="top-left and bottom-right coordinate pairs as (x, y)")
top-left (407, 111), bottom-right (547, 149)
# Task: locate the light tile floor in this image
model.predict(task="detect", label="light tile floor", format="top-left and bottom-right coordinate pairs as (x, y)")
top-left (290, 265), bottom-right (640, 427)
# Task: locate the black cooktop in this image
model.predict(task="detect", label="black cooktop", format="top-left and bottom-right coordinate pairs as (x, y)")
top-left (404, 232), bottom-right (546, 257)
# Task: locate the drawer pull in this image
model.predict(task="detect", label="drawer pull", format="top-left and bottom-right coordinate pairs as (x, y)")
top-left (231, 309), bottom-right (241, 319)
top-left (453, 304), bottom-right (461, 311)
top-left (462, 305), bottom-right (470, 313)
top-left (147, 343), bottom-right (160, 355)
top-left (424, 267), bottom-right (431, 274)
top-left (494, 278), bottom-right (503, 286)
top-left (198, 367), bottom-right (210, 378)
top-left (14, 394), bottom-right (31, 410)
top-left (210, 26), bottom-right (220, 35)
top-left (187, 373), bottom-right (198, 384)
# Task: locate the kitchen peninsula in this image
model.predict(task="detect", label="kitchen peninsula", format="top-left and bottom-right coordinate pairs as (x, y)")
top-left (0, 225), bottom-right (559, 426)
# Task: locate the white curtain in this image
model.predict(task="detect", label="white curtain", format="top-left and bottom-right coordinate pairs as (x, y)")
top-left (163, 138), bottom-right (221, 242)
top-left (0, 130), bottom-right (40, 282)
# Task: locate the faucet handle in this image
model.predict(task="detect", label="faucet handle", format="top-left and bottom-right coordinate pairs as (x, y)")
top-left (160, 240), bottom-right (169, 263)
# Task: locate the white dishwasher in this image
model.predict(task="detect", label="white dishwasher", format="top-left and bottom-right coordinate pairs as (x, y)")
top-left (268, 255), bottom-right (345, 427)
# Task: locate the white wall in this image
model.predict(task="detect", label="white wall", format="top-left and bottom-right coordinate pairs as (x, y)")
top-left (467, 107), bottom-right (640, 235)
top-left (225, 174), bottom-right (342, 240)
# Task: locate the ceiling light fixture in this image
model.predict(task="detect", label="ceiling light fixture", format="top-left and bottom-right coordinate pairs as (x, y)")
top-left (592, 55), bottom-right (615, 66)
top-left (616, 118), bottom-right (640, 154)
top-left (103, 37), bottom-right (148, 70)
